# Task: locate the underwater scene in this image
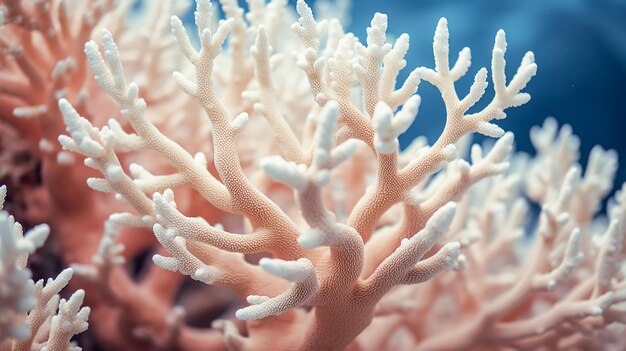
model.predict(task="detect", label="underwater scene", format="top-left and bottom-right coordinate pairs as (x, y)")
top-left (1, 0), bottom-right (625, 350)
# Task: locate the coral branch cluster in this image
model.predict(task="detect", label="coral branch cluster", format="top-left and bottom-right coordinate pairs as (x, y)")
top-left (1, 0), bottom-right (626, 350)
top-left (0, 185), bottom-right (89, 351)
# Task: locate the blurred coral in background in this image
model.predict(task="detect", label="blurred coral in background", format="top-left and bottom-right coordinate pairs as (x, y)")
top-left (1, 0), bottom-right (625, 350)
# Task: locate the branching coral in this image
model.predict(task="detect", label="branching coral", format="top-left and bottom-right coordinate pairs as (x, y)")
top-left (1, 0), bottom-right (626, 350)
top-left (0, 185), bottom-right (89, 351)
top-left (1, 1), bottom-right (228, 349)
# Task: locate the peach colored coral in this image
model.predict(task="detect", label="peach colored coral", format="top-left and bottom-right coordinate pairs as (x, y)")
top-left (2, 1), bottom-right (626, 350)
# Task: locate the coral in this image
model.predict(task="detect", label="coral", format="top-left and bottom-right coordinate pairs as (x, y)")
top-left (0, 185), bottom-right (89, 351)
top-left (1, 1), bottom-right (225, 349)
top-left (1, 0), bottom-right (626, 350)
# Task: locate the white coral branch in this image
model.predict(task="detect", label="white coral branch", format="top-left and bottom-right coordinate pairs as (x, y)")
top-left (42, 290), bottom-right (90, 351)
top-left (366, 203), bottom-right (458, 296)
top-left (236, 258), bottom-right (318, 320)
top-left (532, 228), bottom-right (583, 290)
top-left (373, 95), bottom-right (420, 154)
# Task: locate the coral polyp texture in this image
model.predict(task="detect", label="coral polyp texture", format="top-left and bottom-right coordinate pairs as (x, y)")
top-left (0, 0), bottom-right (625, 350)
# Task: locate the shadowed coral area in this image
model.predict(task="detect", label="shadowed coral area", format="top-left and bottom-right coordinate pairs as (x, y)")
top-left (1, 0), bottom-right (625, 350)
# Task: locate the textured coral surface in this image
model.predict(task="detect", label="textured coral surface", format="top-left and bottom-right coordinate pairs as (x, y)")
top-left (1, 1), bottom-right (625, 350)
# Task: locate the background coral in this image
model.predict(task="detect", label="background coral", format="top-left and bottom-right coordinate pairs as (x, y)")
top-left (1, 0), bottom-right (625, 350)
top-left (0, 185), bottom-right (89, 351)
